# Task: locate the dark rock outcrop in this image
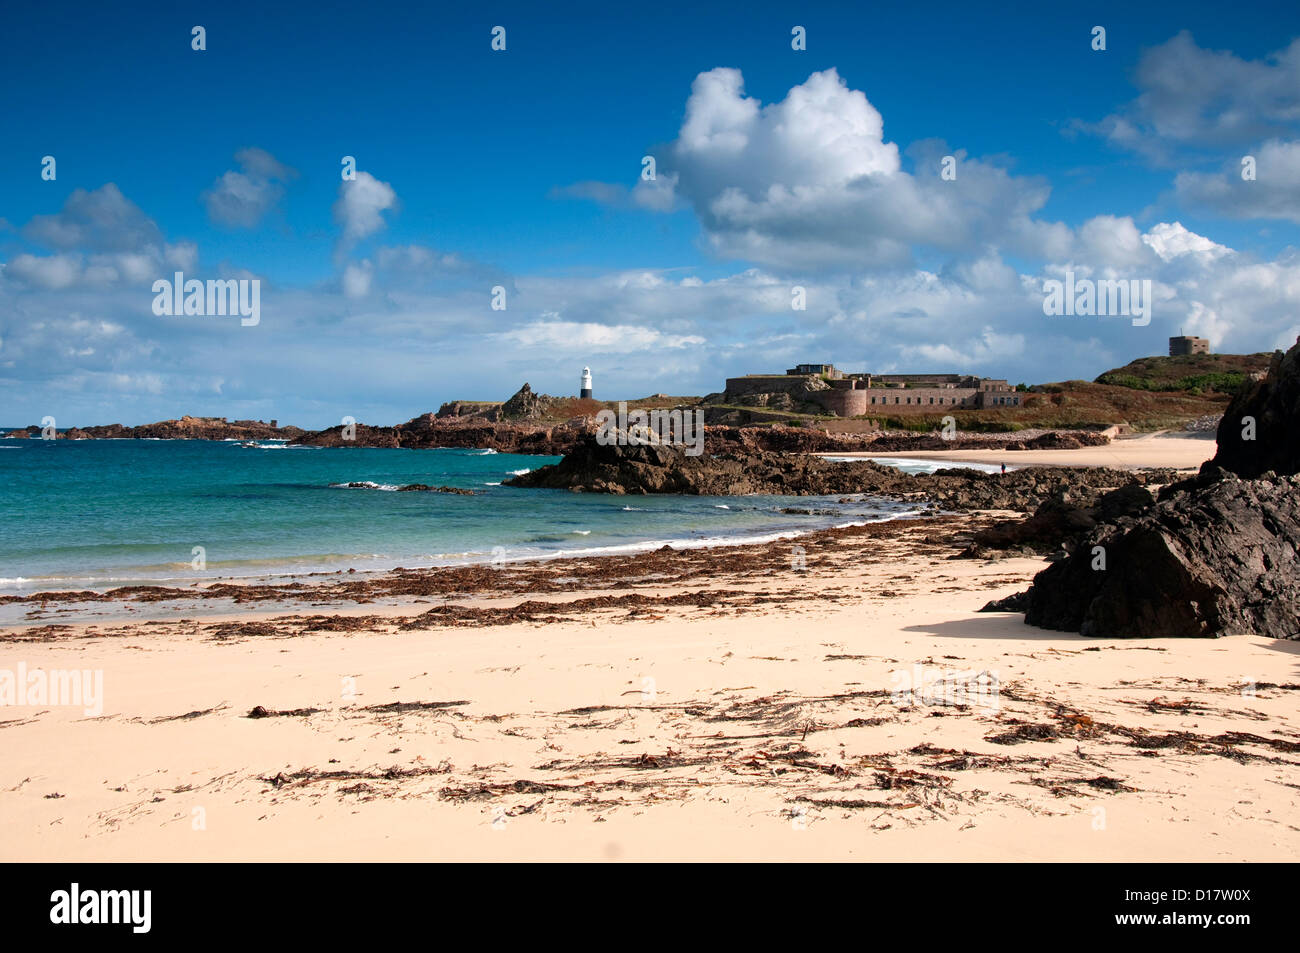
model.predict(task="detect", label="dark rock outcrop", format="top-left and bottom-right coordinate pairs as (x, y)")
top-left (334, 482), bottom-right (476, 494)
top-left (505, 435), bottom-right (870, 496)
top-left (1019, 337), bottom-right (1300, 639)
top-left (960, 483), bottom-right (1157, 557)
top-left (980, 591), bottom-right (1030, 613)
top-left (435, 400), bottom-right (501, 421)
top-left (1209, 337), bottom-right (1300, 478)
top-left (505, 433), bottom-right (1167, 510)
top-left (306, 425), bottom-right (402, 449)
top-left (500, 383), bottom-right (557, 421)
top-left (395, 484), bottom-right (477, 495)
top-left (1023, 473), bottom-right (1300, 638)
top-left (1008, 431), bottom-right (1110, 451)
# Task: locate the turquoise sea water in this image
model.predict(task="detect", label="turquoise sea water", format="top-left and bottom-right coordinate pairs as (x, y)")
top-left (0, 439), bottom-right (925, 591)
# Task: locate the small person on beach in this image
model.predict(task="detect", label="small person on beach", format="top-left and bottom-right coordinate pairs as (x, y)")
top-left (1000, 462), bottom-right (1006, 475)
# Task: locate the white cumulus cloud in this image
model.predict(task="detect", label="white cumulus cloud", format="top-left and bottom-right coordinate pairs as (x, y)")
top-left (334, 172), bottom-right (397, 246)
top-left (203, 148), bottom-right (297, 228)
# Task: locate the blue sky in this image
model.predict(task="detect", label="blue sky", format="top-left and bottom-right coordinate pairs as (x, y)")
top-left (3, 0), bottom-right (1300, 427)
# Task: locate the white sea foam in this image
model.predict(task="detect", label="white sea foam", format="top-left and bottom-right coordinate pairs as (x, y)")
top-left (508, 468), bottom-right (532, 476)
top-left (824, 455), bottom-right (1010, 474)
top-left (329, 480), bottom-right (401, 491)
top-left (547, 508), bottom-right (919, 561)
top-left (549, 529), bottom-right (802, 559)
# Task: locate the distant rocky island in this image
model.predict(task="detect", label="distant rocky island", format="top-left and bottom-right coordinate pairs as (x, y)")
top-left (4, 415), bottom-right (304, 442)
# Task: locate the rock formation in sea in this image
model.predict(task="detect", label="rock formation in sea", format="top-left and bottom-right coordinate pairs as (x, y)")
top-left (1019, 336), bottom-right (1300, 639)
top-left (334, 482), bottom-right (477, 494)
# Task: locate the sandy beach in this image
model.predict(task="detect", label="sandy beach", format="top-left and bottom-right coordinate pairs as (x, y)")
top-left (2, 500), bottom-right (1296, 862)
top-left (821, 432), bottom-right (1218, 472)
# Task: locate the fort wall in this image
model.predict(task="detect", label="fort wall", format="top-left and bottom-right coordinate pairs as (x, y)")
top-left (722, 371), bottom-right (1020, 417)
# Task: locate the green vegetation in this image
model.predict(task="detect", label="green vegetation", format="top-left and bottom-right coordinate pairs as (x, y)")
top-left (876, 415), bottom-right (1026, 433)
top-left (878, 416), bottom-right (933, 432)
top-left (1094, 370), bottom-right (1249, 394)
top-left (1093, 352), bottom-right (1270, 395)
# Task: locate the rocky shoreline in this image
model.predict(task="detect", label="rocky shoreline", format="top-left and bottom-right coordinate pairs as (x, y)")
top-left (504, 431), bottom-right (1172, 513)
top-left (500, 337), bottom-right (1300, 641)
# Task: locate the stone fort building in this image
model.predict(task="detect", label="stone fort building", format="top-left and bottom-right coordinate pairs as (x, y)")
top-left (723, 364), bottom-right (1022, 417)
top-left (1169, 335), bottom-right (1210, 356)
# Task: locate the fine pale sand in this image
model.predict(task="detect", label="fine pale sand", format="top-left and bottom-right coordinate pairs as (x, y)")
top-left (824, 433), bottom-right (1217, 471)
top-left (2, 505), bottom-right (1296, 862)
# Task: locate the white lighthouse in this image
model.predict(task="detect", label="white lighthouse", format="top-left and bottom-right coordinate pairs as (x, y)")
top-left (580, 366), bottom-right (593, 399)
